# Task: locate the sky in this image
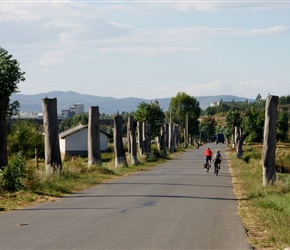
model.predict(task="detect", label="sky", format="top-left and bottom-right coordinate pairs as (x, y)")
top-left (1, 0), bottom-right (290, 101)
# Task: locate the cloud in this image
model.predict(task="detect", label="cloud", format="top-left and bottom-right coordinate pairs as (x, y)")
top-left (163, 1), bottom-right (290, 13)
top-left (39, 49), bottom-right (73, 68)
top-left (99, 46), bottom-right (207, 55)
top-left (179, 80), bottom-right (281, 100)
top-left (1, 1), bottom-right (288, 71)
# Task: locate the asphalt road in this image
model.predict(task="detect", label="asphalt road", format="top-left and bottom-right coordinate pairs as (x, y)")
top-left (0, 143), bottom-right (252, 250)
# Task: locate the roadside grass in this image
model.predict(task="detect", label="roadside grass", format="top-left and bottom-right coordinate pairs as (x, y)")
top-left (0, 145), bottom-right (189, 213)
top-left (227, 144), bottom-right (290, 250)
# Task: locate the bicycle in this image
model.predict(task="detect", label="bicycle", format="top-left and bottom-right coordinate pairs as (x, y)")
top-left (214, 162), bottom-right (220, 176)
top-left (204, 160), bottom-right (211, 173)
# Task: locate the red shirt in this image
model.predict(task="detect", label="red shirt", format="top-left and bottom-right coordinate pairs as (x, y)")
top-left (204, 149), bottom-right (212, 157)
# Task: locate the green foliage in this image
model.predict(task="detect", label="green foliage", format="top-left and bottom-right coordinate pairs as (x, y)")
top-left (151, 144), bottom-right (162, 159)
top-left (7, 100), bottom-right (20, 117)
top-left (134, 100), bottom-right (165, 139)
top-left (0, 48), bottom-right (24, 117)
top-left (59, 113), bottom-right (89, 132)
top-left (203, 99), bottom-right (251, 116)
top-left (0, 47), bottom-right (25, 169)
top-left (255, 93), bottom-right (262, 102)
top-left (277, 110), bottom-right (289, 142)
top-left (0, 152), bottom-right (25, 192)
top-left (167, 92), bottom-right (201, 137)
top-left (8, 119), bottom-right (44, 159)
top-left (279, 95), bottom-right (290, 105)
top-left (242, 148), bottom-right (261, 163)
top-left (243, 107), bottom-right (265, 142)
top-left (0, 47), bottom-right (25, 96)
top-left (224, 108), bottom-right (242, 141)
top-left (199, 116), bottom-right (217, 141)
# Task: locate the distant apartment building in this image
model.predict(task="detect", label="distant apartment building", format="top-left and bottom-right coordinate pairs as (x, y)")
top-left (70, 103), bottom-right (85, 114)
top-left (58, 103), bottom-right (85, 118)
top-left (211, 102), bottom-right (220, 107)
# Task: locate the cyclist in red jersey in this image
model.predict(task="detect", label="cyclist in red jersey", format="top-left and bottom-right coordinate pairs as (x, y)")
top-left (204, 147), bottom-right (213, 166)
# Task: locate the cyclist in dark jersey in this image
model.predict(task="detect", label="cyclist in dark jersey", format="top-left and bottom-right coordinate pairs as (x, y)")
top-left (204, 147), bottom-right (212, 168)
top-left (213, 150), bottom-right (222, 173)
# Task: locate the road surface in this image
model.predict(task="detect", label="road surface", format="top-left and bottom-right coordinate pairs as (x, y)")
top-left (0, 143), bottom-right (252, 249)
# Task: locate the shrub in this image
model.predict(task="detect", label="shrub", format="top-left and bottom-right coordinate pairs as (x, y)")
top-left (151, 145), bottom-right (162, 158)
top-left (8, 119), bottom-right (44, 159)
top-left (0, 152), bottom-right (26, 192)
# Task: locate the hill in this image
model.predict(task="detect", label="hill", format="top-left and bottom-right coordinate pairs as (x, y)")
top-left (10, 91), bottom-right (253, 114)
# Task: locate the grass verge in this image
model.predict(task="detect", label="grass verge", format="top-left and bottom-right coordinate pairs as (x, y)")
top-left (227, 146), bottom-right (290, 250)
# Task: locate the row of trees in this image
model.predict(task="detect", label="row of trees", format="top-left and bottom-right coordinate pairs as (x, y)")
top-left (1, 46), bottom-right (289, 172)
top-left (223, 100), bottom-right (289, 144)
top-left (1, 46), bottom-right (202, 172)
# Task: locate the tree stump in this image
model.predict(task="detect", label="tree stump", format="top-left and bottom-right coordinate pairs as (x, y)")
top-left (114, 115), bottom-right (127, 168)
top-left (137, 122), bottom-right (145, 156)
top-left (42, 98), bottom-right (62, 173)
top-left (88, 106), bottom-right (102, 167)
top-left (169, 123), bottom-right (175, 153)
top-left (128, 116), bottom-right (138, 165)
top-left (262, 95), bottom-right (278, 186)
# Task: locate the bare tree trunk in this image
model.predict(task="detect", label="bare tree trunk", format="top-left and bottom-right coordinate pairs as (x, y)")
top-left (127, 117), bottom-right (131, 155)
top-left (143, 123), bottom-right (151, 158)
top-left (168, 108), bottom-right (175, 153)
top-left (128, 116), bottom-right (138, 165)
top-left (262, 95), bottom-right (278, 186)
top-left (174, 124), bottom-right (180, 147)
top-left (88, 106), bottom-right (102, 167)
top-left (236, 126), bottom-right (244, 159)
top-left (169, 123), bottom-right (175, 153)
top-left (0, 95), bottom-right (9, 169)
top-left (114, 115), bottom-right (127, 168)
top-left (146, 124), bottom-right (151, 157)
top-left (184, 113), bottom-right (188, 148)
top-left (42, 98), bottom-right (62, 173)
top-left (137, 122), bottom-right (144, 156)
top-left (142, 122), bottom-right (147, 156)
top-left (160, 125), bottom-right (167, 157)
top-left (165, 123), bottom-right (169, 150)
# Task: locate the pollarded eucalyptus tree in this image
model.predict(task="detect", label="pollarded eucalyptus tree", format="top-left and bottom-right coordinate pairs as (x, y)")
top-left (0, 47), bottom-right (25, 169)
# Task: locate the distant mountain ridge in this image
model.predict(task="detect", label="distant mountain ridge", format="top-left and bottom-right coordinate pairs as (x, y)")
top-left (10, 91), bottom-right (254, 114)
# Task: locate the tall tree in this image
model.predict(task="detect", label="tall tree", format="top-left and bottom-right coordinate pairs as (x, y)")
top-left (167, 92), bottom-right (201, 141)
top-left (199, 116), bottom-right (217, 142)
top-left (225, 109), bottom-right (242, 145)
top-left (134, 100), bottom-right (165, 139)
top-left (0, 47), bottom-right (25, 169)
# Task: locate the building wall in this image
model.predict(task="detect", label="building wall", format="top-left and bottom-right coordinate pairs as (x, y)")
top-left (60, 128), bottom-right (108, 159)
top-left (65, 128), bottom-right (88, 151)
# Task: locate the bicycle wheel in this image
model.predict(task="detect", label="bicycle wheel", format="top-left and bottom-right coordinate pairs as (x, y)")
top-left (214, 164), bottom-right (218, 176)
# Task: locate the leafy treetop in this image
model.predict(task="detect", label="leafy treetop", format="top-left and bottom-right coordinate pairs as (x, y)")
top-left (0, 47), bottom-right (25, 96)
